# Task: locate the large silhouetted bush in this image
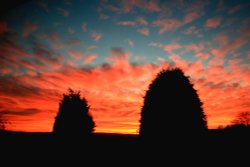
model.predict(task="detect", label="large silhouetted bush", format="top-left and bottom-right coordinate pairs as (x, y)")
top-left (53, 89), bottom-right (95, 136)
top-left (139, 68), bottom-right (207, 139)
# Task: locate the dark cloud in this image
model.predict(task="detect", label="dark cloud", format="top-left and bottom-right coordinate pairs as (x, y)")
top-left (66, 38), bottom-right (83, 46)
top-left (0, 75), bottom-right (42, 97)
top-left (32, 42), bottom-right (62, 68)
top-left (100, 0), bottom-right (161, 13)
top-left (0, 33), bottom-right (31, 72)
top-left (110, 47), bottom-right (127, 59)
top-left (5, 108), bottom-right (41, 116)
top-left (100, 63), bottom-right (112, 70)
top-left (205, 81), bottom-right (240, 89)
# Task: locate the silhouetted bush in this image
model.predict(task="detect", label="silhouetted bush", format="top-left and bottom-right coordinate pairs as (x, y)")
top-left (53, 89), bottom-right (95, 136)
top-left (139, 68), bottom-right (207, 140)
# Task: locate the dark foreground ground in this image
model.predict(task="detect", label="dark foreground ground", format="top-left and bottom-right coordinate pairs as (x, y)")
top-left (0, 130), bottom-right (249, 164)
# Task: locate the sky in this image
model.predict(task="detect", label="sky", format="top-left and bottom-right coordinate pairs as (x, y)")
top-left (0, 0), bottom-right (249, 134)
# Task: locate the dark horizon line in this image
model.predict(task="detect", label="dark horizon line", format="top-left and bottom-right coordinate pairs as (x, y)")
top-left (1, 128), bottom-right (228, 135)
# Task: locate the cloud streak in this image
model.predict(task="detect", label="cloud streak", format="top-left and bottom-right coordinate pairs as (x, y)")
top-left (205, 17), bottom-right (222, 28)
top-left (102, 0), bottom-right (161, 13)
top-left (57, 8), bottom-right (70, 17)
top-left (23, 22), bottom-right (38, 38)
top-left (0, 21), bottom-right (9, 36)
top-left (137, 28), bottom-right (149, 36)
top-left (117, 21), bottom-right (137, 26)
top-left (84, 54), bottom-right (97, 64)
top-left (91, 31), bottom-right (102, 41)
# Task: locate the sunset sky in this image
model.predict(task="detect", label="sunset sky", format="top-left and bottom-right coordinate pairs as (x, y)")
top-left (0, 0), bottom-right (249, 134)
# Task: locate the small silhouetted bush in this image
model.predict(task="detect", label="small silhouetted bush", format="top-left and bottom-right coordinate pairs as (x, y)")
top-left (53, 89), bottom-right (95, 136)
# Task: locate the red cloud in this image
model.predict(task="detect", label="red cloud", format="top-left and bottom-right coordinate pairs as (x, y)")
top-left (68, 50), bottom-right (83, 60)
top-left (41, 31), bottom-right (64, 49)
top-left (127, 39), bottom-right (134, 47)
top-left (163, 43), bottom-right (182, 53)
top-left (182, 26), bottom-right (199, 35)
top-left (0, 37), bottom-right (32, 72)
top-left (185, 0), bottom-right (208, 13)
top-left (81, 22), bottom-right (87, 32)
top-left (23, 22), bottom-right (38, 38)
top-left (153, 19), bottom-right (182, 34)
top-left (183, 11), bottom-right (200, 24)
top-left (91, 31), bottom-right (102, 41)
top-left (145, 0), bottom-right (161, 12)
top-left (136, 16), bottom-right (148, 25)
top-left (117, 21), bottom-right (136, 26)
top-left (100, 14), bottom-right (109, 20)
top-left (185, 43), bottom-right (204, 53)
top-left (212, 35), bottom-right (247, 58)
top-left (84, 54), bottom-right (97, 64)
top-left (0, 21), bottom-right (8, 36)
top-left (21, 60), bottom-right (37, 70)
top-left (153, 10), bottom-right (202, 34)
top-left (205, 17), bottom-right (222, 28)
top-left (195, 52), bottom-right (210, 60)
top-left (57, 8), bottom-right (70, 17)
top-left (148, 42), bottom-right (163, 48)
top-left (137, 28), bottom-right (149, 36)
top-left (104, 0), bottom-right (160, 13)
top-left (228, 5), bottom-right (241, 14)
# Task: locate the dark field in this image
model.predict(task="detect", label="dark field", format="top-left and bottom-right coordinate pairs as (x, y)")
top-left (1, 129), bottom-right (249, 161)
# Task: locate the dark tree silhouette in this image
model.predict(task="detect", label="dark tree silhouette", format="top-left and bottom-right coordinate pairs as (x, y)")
top-left (222, 111), bottom-right (250, 137)
top-left (231, 111), bottom-right (250, 127)
top-left (0, 111), bottom-right (6, 131)
top-left (139, 68), bottom-right (207, 139)
top-left (53, 89), bottom-right (95, 136)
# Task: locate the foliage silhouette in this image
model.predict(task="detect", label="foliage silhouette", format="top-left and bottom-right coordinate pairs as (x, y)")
top-left (231, 111), bottom-right (250, 127)
top-left (53, 89), bottom-right (95, 136)
top-left (139, 68), bottom-right (207, 140)
top-left (223, 111), bottom-right (250, 134)
top-left (0, 111), bottom-right (6, 131)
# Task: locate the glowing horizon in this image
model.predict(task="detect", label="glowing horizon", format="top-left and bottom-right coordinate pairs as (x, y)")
top-left (0, 0), bottom-right (250, 134)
